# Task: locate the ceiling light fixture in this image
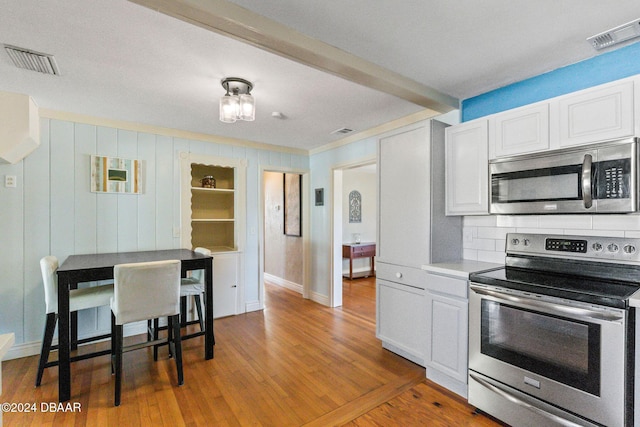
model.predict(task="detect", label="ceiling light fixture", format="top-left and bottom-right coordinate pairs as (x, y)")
top-left (219, 77), bottom-right (255, 123)
top-left (587, 19), bottom-right (640, 50)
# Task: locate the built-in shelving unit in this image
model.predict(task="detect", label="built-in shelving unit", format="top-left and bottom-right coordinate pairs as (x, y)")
top-left (181, 154), bottom-right (246, 253)
top-left (180, 152), bottom-right (246, 318)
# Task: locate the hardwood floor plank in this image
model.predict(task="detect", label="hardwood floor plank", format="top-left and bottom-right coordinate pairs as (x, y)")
top-left (302, 370), bottom-right (425, 427)
top-left (2, 278), bottom-right (500, 426)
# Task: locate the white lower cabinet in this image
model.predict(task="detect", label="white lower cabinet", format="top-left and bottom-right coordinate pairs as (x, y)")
top-left (376, 263), bottom-right (427, 366)
top-left (213, 252), bottom-right (240, 318)
top-left (425, 272), bottom-right (469, 398)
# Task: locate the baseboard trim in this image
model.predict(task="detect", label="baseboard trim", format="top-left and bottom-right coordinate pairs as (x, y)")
top-left (245, 300), bottom-right (262, 312)
top-left (309, 291), bottom-right (330, 306)
top-left (264, 273), bottom-right (302, 294)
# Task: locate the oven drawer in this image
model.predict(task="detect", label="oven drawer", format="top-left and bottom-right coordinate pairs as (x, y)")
top-left (469, 371), bottom-right (600, 427)
top-left (376, 262), bottom-right (425, 289)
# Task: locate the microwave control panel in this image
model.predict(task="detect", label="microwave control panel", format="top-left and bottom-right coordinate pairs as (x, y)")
top-left (597, 159), bottom-right (631, 199)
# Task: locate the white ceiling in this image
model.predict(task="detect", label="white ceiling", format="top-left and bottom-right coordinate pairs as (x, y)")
top-left (1, 0), bottom-right (639, 152)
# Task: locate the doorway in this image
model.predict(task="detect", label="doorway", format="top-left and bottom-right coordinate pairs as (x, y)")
top-left (259, 168), bottom-right (310, 309)
top-left (331, 158), bottom-right (377, 308)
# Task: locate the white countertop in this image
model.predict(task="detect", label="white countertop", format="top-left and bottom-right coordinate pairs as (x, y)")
top-left (422, 260), bottom-right (503, 279)
top-left (629, 289), bottom-right (640, 308)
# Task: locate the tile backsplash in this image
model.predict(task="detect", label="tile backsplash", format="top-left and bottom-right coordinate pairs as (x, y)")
top-left (462, 214), bottom-right (640, 264)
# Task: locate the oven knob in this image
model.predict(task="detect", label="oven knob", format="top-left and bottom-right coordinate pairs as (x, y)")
top-left (523, 239), bottom-right (530, 246)
top-left (607, 243), bottom-right (619, 253)
top-left (592, 242), bottom-right (603, 252)
top-left (511, 238), bottom-right (520, 246)
top-left (623, 244), bottom-right (636, 254)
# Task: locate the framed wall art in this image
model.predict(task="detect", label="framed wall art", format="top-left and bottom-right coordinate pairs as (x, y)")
top-left (91, 155), bottom-right (143, 194)
top-left (349, 190), bottom-right (362, 223)
top-left (283, 173), bottom-right (302, 236)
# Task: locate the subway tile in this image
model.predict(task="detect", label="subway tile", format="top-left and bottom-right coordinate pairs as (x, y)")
top-left (462, 248), bottom-right (478, 261)
top-left (565, 229), bottom-right (624, 237)
top-left (495, 239), bottom-right (506, 252)
top-left (592, 215), bottom-right (640, 231)
top-left (477, 250), bottom-right (506, 264)
top-left (463, 215), bottom-right (497, 227)
top-left (625, 231), bottom-right (640, 238)
top-left (514, 227), bottom-right (562, 235)
top-left (463, 227), bottom-right (474, 244)
top-left (470, 238), bottom-right (498, 251)
top-left (477, 227), bottom-right (515, 240)
top-left (496, 215), bottom-right (539, 228)
top-left (538, 215), bottom-right (592, 229)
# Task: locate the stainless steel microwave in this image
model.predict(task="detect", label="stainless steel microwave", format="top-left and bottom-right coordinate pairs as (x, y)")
top-left (490, 138), bottom-right (639, 214)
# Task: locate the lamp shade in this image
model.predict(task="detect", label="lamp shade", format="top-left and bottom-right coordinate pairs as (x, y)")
top-left (238, 94), bottom-right (255, 121)
top-left (219, 94), bottom-right (239, 123)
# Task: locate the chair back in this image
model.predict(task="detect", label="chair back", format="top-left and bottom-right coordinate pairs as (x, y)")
top-left (190, 247), bottom-right (212, 283)
top-left (112, 260), bottom-right (181, 325)
top-left (40, 256), bottom-right (59, 314)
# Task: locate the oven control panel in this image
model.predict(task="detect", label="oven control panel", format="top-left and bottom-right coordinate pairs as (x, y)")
top-left (506, 233), bottom-right (640, 263)
top-left (545, 238), bottom-right (587, 253)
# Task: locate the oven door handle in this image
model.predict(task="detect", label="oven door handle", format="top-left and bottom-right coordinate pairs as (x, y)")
top-left (581, 153), bottom-right (593, 209)
top-left (469, 372), bottom-right (584, 427)
top-left (469, 285), bottom-right (623, 322)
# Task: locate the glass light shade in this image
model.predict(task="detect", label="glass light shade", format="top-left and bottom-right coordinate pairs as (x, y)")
top-left (238, 94), bottom-right (255, 121)
top-left (219, 94), bottom-right (239, 123)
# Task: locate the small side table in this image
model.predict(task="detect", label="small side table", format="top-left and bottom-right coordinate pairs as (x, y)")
top-left (342, 242), bottom-right (376, 280)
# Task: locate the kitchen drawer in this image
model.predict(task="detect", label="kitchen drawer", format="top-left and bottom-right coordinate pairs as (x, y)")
top-left (376, 262), bottom-right (425, 289)
top-left (425, 273), bottom-right (468, 299)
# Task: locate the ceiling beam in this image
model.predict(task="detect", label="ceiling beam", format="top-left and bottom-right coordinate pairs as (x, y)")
top-left (129, 0), bottom-right (459, 113)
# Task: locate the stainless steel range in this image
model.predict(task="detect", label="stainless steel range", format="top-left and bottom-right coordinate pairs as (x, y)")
top-left (469, 233), bottom-right (640, 427)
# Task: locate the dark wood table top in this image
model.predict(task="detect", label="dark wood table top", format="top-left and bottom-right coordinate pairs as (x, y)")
top-left (58, 249), bottom-right (211, 273)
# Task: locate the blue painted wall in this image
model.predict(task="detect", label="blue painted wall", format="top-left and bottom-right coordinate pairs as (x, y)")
top-left (462, 41), bottom-right (640, 122)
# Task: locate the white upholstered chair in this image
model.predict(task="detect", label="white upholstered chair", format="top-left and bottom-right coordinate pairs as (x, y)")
top-left (36, 255), bottom-right (114, 387)
top-left (111, 259), bottom-right (183, 406)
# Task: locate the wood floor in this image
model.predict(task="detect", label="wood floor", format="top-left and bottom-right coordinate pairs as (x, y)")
top-left (2, 276), bottom-right (502, 426)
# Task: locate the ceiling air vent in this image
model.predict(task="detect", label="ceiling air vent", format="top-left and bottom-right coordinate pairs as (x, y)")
top-left (331, 127), bottom-right (353, 135)
top-left (4, 45), bottom-right (59, 75)
top-left (587, 19), bottom-right (640, 50)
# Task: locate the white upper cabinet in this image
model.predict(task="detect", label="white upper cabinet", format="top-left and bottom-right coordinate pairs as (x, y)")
top-left (445, 120), bottom-right (488, 215)
top-left (490, 103), bottom-right (550, 158)
top-left (558, 80), bottom-right (635, 148)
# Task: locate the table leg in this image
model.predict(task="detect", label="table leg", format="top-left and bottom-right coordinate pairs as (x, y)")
top-left (349, 257), bottom-right (353, 280)
top-left (371, 256), bottom-right (375, 277)
top-left (57, 272), bottom-right (71, 402)
top-left (204, 257), bottom-right (214, 359)
top-left (71, 312), bottom-right (78, 351)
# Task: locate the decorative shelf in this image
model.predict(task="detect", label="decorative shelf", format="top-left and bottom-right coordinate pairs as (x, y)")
top-left (191, 187), bottom-right (235, 193)
top-left (191, 218), bottom-right (236, 223)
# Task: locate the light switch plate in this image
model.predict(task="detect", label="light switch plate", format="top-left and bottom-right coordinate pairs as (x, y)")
top-left (5, 175), bottom-right (16, 188)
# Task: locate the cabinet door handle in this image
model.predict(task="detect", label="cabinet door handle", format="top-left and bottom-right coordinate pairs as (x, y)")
top-left (395, 272), bottom-right (403, 279)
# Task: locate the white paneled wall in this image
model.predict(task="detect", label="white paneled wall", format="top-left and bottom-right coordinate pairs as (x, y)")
top-left (462, 214), bottom-right (640, 263)
top-left (0, 118), bottom-right (309, 358)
